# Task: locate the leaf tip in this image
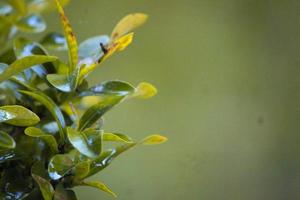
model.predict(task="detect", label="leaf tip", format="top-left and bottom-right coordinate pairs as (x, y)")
top-left (141, 134), bottom-right (168, 145)
top-left (134, 82), bottom-right (158, 99)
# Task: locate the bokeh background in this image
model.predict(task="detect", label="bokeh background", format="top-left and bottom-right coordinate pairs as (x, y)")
top-left (44, 0), bottom-right (300, 199)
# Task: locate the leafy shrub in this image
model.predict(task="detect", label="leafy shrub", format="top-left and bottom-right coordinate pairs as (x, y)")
top-left (0, 0), bottom-right (167, 199)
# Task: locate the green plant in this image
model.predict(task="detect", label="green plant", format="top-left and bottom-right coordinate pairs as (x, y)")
top-left (0, 0), bottom-right (167, 199)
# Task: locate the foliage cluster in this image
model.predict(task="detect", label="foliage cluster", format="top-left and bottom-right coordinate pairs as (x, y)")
top-left (0, 0), bottom-right (166, 199)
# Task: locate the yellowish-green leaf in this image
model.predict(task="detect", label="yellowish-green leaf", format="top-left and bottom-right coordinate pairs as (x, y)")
top-left (80, 96), bottom-right (102, 108)
top-left (88, 143), bottom-right (136, 177)
top-left (74, 161), bottom-right (90, 180)
top-left (67, 127), bottom-right (102, 158)
top-left (140, 134), bottom-right (168, 145)
top-left (0, 105), bottom-right (40, 126)
top-left (40, 32), bottom-right (67, 51)
top-left (0, 106), bottom-right (15, 123)
top-left (47, 74), bottom-right (71, 92)
top-left (78, 96), bottom-right (124, 131)
top-left (47, 65), bottom-right (80, 92)
top-left (48, 154), bottom-right (74, 180)
top-left (53, 59), bottom-right (69, 74)
top-left (79, 80), bottom-right (135, 97)
top-left (0, 131), bottom-right (16, 149)
top-left (132, 82), bottom-right (157, 99)
top-left (28, 0), bottom-right (70, 13)
top-left (15, 14), bottom-right (46, 33)
top-left (67, 127), bottom-right (96, 158)
top-left (25, 127), bottom-right (59, 154)
top-left (19, 90), bottom-right (66, 143)
top-left (13, 37), bottom-right (49, 78)
top-left (32, 174), bottom-right (55, 200)
top-left (89, 134), bottom-right (167, 177)
top-left (60, 102), bottom-right (77, 122)
top-left (103, 133), bottom-right (133, 143)
top-left (54, 0), bottom-right (78, 71)
top-left (8, 0), bottom-right (27, 15)
top-left (0, 55), bottom-right (57, 83)
top-left (79, 181), bottom-right (117, 198)
top-left (111, 13), bottom-right (148, 41)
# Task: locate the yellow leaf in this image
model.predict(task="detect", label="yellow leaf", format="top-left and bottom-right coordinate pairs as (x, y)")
top-left (79, 33), bottom-right (134, 79)
top-left (78, 63), bottom-right (97, 81)
top-left (141, 135), bottom-right (168, 145)
top-left (133, 82), bottom-right (157, 99)
top-left (78, 13), bottom-right (147, 79)
top-left (54, 0), bottom-right (78, 71)
top-left (115, 32), bottom-right (134, 51)
top-left (111, 13), bottom-right (148, 40)
top-left (103, 33), bottom-right (134, 61)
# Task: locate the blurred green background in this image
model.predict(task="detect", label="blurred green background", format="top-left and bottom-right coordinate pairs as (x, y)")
top-left (44, 0), bottom-right (300, 199)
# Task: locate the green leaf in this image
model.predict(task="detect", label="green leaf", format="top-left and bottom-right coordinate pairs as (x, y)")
top-left (103, 132), bottom-right (133, 143)
top-left (0, 150), bottom-right (17, 164)
top-left (28, 0), bottom-right (70, 13)
top-left (78, 35), bottom-right (110, 62)
top-left (19, 90), bottom-right (66, 143)
top-left (47, 74), bottom-right (71, 92)
top-left (8, 0), bottom-right (26, 15)
top-left (13, 37), bottom-right (49, 78)
top-left (0, 55), bottom-right (57, 83)
top-left (0, 107), bottom-right (15, 123)
top-left (88, 143), bottom-right (136, 177)
top-left (0, 131), bottom-right (15, 149)
top-left (54, 185), bottom-right (77, 200)
top-left (0, 48), bottom-right (16, 64)
top-left (14, 38), bottom-right (47, 57)
top-left (15, 14), bottom-right (46, 33)
top-left (25, 127), bottom-right (58, 154)
top-left (74, 161), bottom-right (90, 180)
top-left (40, 32), bottom-right (67, 51)
top-left (31, 160), bottom-right (48, 179)
top-left (89, 134), bottom-right (167, 177)
top-left (0, 17), bottom-right (12, 49)
top-left (77, 181), bottom-right (117, 198)
top-left (54, 0), bottom-right (78, 71)
top-left (0, 165), bottom-right (33, 199)
top-left (0, 3), bottom-right (13, 16)
top-left (78, 96), bottom-right (124, 131)
top-left (80, 80), bottom-right (135, 97)
top-left (83, 128), bottom-right (102, 155)
top-left (80, 81), bottom-right (156, 101)
top-left (67, 127), bottom-right (102, 158)
top-left (53, 59), bottom-right (69, 74)
top-left (47, 66), bottom-right (80, 92)
top-left (0, 105), bottom-right (40, 126)
top-left (140, 134), bottom-right (168, 145)
top-left (48, 154), bottom-right (73, 180)
top-left (32, 174), bottom-right (54, 200)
